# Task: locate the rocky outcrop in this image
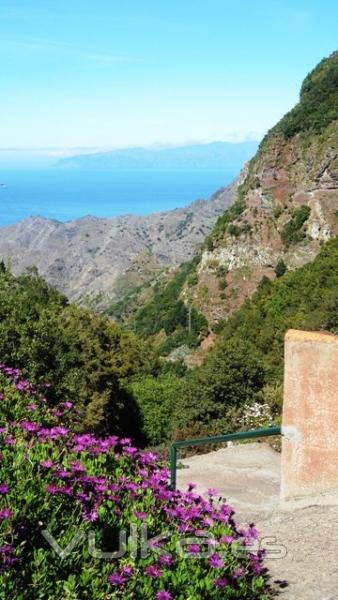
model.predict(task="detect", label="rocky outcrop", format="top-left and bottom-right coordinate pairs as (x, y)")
top-left (187, 54), bottom-right (338, 323)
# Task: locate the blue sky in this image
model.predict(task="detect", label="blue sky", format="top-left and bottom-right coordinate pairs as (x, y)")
top-left (0, 0), bottom-right (337, 150)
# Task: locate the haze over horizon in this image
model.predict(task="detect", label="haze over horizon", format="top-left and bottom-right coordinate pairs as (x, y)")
top-left (1, 1), bottom-right (337, 152)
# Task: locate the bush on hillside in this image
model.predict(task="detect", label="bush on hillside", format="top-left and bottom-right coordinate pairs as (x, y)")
top-left (0, 267), bottom-right (155, 440)
top-left (280, 206), bottom-right (311, 247)
top-left (264, 51), bottom-right (338, 140)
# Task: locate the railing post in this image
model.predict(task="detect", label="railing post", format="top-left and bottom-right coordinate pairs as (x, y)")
top-left (170, 444), bottom-right (177, 490)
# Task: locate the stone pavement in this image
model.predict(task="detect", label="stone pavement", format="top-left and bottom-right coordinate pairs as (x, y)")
top-left (177, 443), bottom-right (338, 600)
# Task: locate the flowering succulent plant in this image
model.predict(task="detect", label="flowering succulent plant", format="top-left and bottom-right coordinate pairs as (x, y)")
top-left (0, 364), bottom-right (268, 599)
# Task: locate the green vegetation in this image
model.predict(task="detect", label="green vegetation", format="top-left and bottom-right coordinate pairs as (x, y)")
top-left (280, 205), bottom-right (311, 246)
top-left (172, 237), bottom-right (338, 437)
top-left (218, 279), bottom-right (228, 290)
top-left (274, 259), bottom-right (287, 278)
top-left (0, 266), bottom-right (155, 440)
top-left (0, 368), bottom-right (268, 599)
top-left (176, 338), bottom-right (266, 438)
top-left (264, 51), bottom-right (338, 140)
top-left (205, 190), bottom-right (247, 247)
top-left (127, 372), bottom-right (183, 446)
top-left (132, 258), bottom-right (208, 353)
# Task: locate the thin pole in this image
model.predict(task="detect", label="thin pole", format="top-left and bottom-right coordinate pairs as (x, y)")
top-left (170, 445), bottom-right (177, 489)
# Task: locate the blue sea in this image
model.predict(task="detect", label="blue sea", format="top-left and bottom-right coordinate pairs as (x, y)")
top-left (0, 169), bottom-right (236, 227)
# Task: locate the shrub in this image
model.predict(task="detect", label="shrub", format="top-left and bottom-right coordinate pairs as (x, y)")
top-left (262, 52), bottom-right (338, 140)
top-left (187, 272), bottom-right (198, 287)
top-left (0, 268), bottom-right (154, 439)
top-left (0, 367), bottom-right (268, 599)
top-left (227, 224), bottom-right (242, 238)
top-left (274, 260), bottom-right (287, 278)
top-left (280, 205), bottom-right (311, 247)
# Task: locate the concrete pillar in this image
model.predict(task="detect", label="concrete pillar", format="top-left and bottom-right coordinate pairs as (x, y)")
top-left (281, 329), bottom-right (338, 502)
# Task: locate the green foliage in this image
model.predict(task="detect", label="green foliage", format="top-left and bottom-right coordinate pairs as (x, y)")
top-left (264, 51), bottom-right (338, 140)
top-left (0, 268), bottom-right (154, 440)
top-left (0, 371), bottom-right (268, 599)
top-left (218, 237), bottom-right (338, 383)
top-left (173, 237), bottom-right (338, 437)
top-left (175, 338), bottom-right (266, 437)
top-left (205, 183), bottom-right (248, 247)
top-left (280, 205), bottom-right (311, 246)
top-left (187, 271), bottom-right (198, 286)
top-left (128, 373), bottom-right (183, 446)
top-left (132, 259), bottom-right (208, 353)
top-left (218, 279), bottom-right (228, 290)
top-left (216, 265), bottom-right (228, 278)
top-left (274, 259), bottom-right (287, 278)
top-left (227, 224), bottom-right (242, 237)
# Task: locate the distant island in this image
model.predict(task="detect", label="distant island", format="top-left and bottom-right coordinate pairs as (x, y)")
top-left (56, 140), bottom-right (258, 170)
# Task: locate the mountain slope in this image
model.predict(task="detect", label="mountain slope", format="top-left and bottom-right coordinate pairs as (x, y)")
top-left (186, 52), bottom-right (338, 324)
top-left (0, 182), bottom-right (236, 305)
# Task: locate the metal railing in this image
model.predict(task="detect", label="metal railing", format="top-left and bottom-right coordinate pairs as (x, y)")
top-left (169, 425), bottom-right (281, 489)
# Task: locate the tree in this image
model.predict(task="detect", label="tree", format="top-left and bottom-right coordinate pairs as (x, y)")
top-left (274, 259), bottom-right (287, 278)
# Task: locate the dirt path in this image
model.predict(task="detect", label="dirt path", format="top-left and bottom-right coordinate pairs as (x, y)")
top-left (177, 443), bottom-right (338, 600)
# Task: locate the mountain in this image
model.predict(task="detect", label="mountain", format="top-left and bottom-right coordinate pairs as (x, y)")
top-left (0, 182), bottom-right (236, 306)
top-left (56, 141), bottom-right (258, 170)
top-left (180, 52), bottom-right (338, 326)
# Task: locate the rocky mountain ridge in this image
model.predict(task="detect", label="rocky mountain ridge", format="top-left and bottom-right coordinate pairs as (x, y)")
top-left (0, 182), bottom-right (236, 305)
top-left (183, 52), bottom-right (338, 324)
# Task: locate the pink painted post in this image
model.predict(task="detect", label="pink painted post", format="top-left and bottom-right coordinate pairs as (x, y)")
top-left (281, 329), bottom-right (338, 502)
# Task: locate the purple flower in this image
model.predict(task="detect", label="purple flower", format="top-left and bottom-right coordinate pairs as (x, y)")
top-left (70, 460), bottom-right (86, 473)
top-left (120, 564), bottom-right (134, 578)
top-left (146, 565), bottom-right (161, 578)
top-left (0, 544), bottom-right (14, 554)
top-left (20, 421), bottom-right (40, 433)
top-left (187, 544), bottom-right (200, 554)
top-left (233, 567), bottom-right (245, 578)
top-left (208, 554), bottom-right (224, 569)
top-left (0, 508), bottom-right (13, 520)
top-left (214, 577), bottom-right (229, 588)
top-left (63, 401), bottom-right (73, 409)
top-left (123, 445), bottom-right (138, 456)
top-left (220, 535), bottom-right (233, 544)
top-left (134, 511), bottom-right (147, 521)
top-left (0, 484), bottom-right (9, 494)
top-left (158, 554), bottom-right (174, 566)
top-left (55, 469), bottom-right (71, 479)
top-left (83, 509), bottom-right (99, 522)
top-left (40, 460), bottom-right (54, 469)
top-left (156, 592), bottom-right (173, 600)
top-left (108, 573), bottom-right (126, 586)
top-left (4, 435), bottom-right (15, 446)
top-left (120, 437), bottom-right (132, 445)
top-left (187, 482), bottom-right (197, 491)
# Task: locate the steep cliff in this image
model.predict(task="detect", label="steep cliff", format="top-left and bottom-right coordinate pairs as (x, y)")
top-left (187, 52), bottom-right (338, 324)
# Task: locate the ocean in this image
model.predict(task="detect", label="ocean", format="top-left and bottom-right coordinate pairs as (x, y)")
top-left (0, 169), bottom-right (237, 227)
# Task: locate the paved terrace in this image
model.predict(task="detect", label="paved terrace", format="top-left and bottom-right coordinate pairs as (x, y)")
top-left (177, 442), bottom-right (338, 600)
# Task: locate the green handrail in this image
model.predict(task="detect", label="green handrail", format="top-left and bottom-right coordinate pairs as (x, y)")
top-left (169, 425), bottom-right (281, 489)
